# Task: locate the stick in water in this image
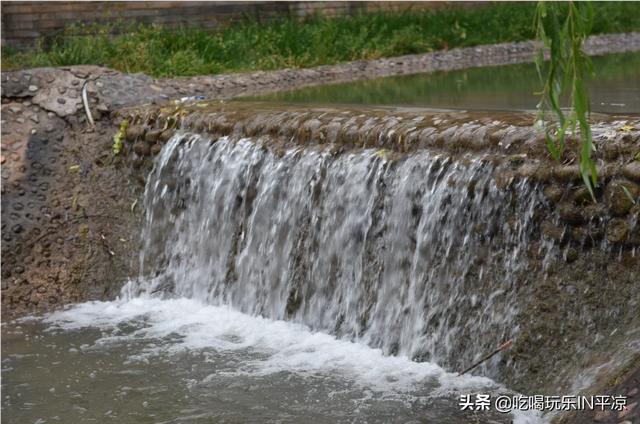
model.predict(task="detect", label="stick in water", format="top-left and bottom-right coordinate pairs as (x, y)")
top-left (460, 340), bottom-right (513, 375)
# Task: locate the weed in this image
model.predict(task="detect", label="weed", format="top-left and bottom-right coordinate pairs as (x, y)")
top-left (2, 2), bottom-right (637, 77)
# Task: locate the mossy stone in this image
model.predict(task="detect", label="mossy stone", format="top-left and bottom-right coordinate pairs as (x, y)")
top-left (604, 180), bottom-right (639, 216)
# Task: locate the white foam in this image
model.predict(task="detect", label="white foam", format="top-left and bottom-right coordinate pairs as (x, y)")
top-left (46, 297), bottom-right (484, 390)
top-left (43, 297), bottom-right (545, 423)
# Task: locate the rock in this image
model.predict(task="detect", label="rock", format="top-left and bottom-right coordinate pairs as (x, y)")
top-left (604, 180), bottom-right (639, 216)
top-left (534, 164), bottom-right (553, 181)
top-left (601, 143), bottom-right (620, 160)
top-left (564, 248), bottom-right (578, 263)
top-left (541, 221), bottom-right (565, 242)
top-left (159, 130), bottom-right (173, 143)
top-left (622, 161), bottom-right (640, 181)
top-left (543, 185), bottom-right (564, 203)
top-left (144, 129), bottom-right (161, 144)
top-left (570, 226), bottom-right (588, 243)
top-left (606, 218), bottom-right (629, 243)
top-left (28, 85), bottom-right (38, 92)
top-left (558, 202), bottom-right (584, 225)
top-left (553, 165), bottom-right (581, 182)
top-left (126, 126), bottom-right (144, 142)
top-left (506, 152), bottom-right (528, 166)
top-left (73, 70), bottom-right (88, 79)
top-left (150, 144), bottom-right (162, 156)
top-left (582, 203), bottom-right (607, 223)
top-left (494, 171), bottom-right (516, 190)
top-left (57, 98), bottom-right (66, 104)
top-left (595, 164), bottom-right (615, 180)
top-left (572, 186), bottom-right (593, 205)
top-left (133, 142), bottom-right (150, 156)
top-left (516, 163), bottom-right (538, 179)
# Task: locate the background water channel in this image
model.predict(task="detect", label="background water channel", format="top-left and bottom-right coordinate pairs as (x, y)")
top-left (248, 52), bottom-right (640, 114)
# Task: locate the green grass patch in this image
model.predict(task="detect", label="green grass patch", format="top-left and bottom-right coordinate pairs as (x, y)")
top-left (2, 2), bottom-right (638, 77)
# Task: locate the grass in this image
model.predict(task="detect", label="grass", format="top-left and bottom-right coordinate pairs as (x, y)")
top-left (2, 2), bottom-right (638, 78)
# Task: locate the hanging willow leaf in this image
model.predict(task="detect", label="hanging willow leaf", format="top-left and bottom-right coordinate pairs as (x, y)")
top-left (535, 1), bottom-right (596, 200)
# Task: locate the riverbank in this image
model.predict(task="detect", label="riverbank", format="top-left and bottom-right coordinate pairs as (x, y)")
top-left (3, 33), bottom-right (638, 115)
top-left (3, 2), bottom-right (639, 77)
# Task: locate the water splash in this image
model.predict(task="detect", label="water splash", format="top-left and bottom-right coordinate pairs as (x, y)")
top-left (124, 133), bottom-right (541, 377)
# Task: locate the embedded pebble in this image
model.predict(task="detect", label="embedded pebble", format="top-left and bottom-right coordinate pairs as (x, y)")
top-left (558, 202), bottom-right (585, 225)
top-left (604, 180), bottom-right (639, 216)
top-left (622, 161), bottom-right (640, 181)
top-left (606, 218), bottom-right (630, 243)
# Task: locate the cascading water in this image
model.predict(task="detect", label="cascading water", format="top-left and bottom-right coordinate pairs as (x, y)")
top-left (2, 131), bottom-right (552, 424)
top-left (124, 132), bottom-right (542, 377)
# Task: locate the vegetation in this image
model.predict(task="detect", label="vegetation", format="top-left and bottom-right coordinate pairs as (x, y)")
top-left (534, 2), bottom-right (597, 197)
top-left (112, 119), bottom-right (128, 155)
top-left (2, 2), bottom-right (638, 77)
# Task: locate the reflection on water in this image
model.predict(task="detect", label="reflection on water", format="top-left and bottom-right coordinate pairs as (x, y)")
top-left (248, 53), bottom-right (640, 113)
top-left (2, 298), bottom-right (542, 424)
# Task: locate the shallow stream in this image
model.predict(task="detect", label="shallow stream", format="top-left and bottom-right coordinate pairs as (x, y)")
top-left (2, 298), bottom-right (542, 423)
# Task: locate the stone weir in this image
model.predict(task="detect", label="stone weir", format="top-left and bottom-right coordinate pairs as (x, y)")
top-left (120, 101), bottom-right (640, 235)
top-left (2, 90), bottom-right (639, 422)
top-left (114, 101), bottom-right (640, 402)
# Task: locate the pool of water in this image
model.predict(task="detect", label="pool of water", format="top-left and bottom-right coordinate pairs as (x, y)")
top-left (2, 298), bottom-right (542, 424)
top-left (248, 52), bottom-right (640, 114)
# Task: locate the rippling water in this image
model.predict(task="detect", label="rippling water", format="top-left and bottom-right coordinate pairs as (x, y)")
top-left (2, 298), bottom-right (542, 423)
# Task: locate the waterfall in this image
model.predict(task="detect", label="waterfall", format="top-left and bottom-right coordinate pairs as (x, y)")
top-left (125, 132), bottom-right (541, 377)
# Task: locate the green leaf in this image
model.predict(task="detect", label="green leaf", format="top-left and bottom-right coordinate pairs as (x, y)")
top-left (535, 0), bottom-right (597, 195)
